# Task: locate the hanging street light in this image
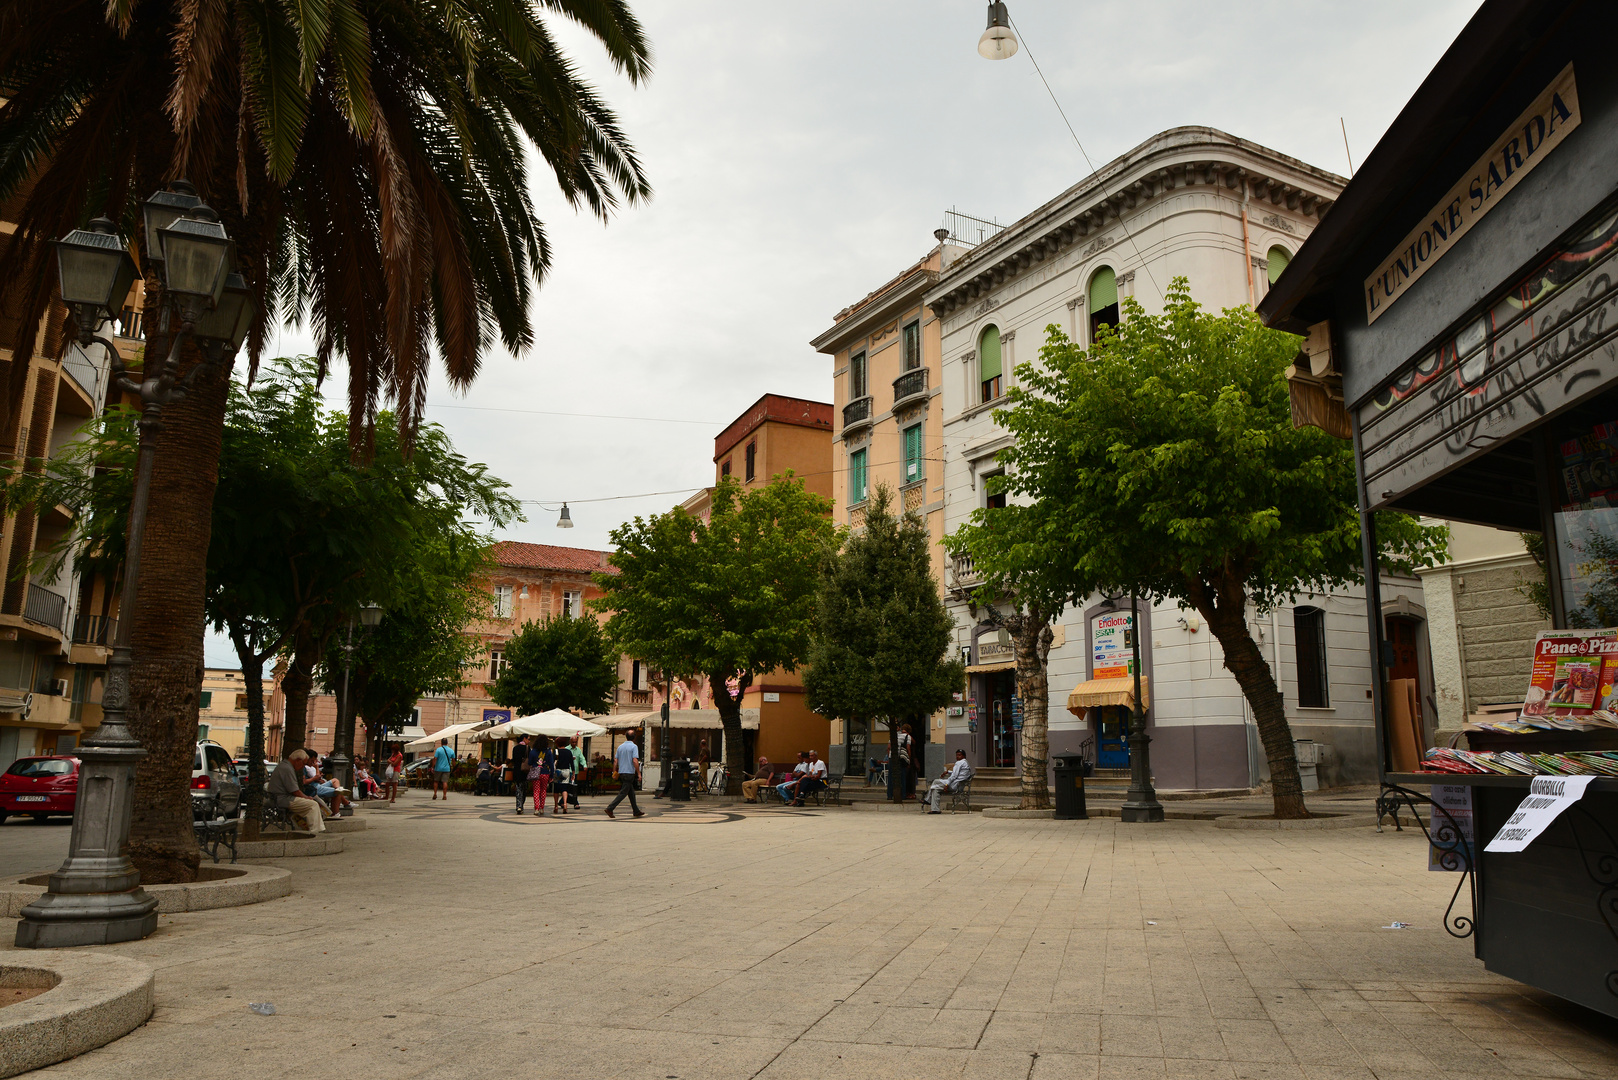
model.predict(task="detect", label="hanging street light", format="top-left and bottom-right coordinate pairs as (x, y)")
top-left (557, 503), bottom-right (574, 528)
top-left (978, 1), bottom-right (1019, 60)
top-left (18, 189), bottom-right (253, 949)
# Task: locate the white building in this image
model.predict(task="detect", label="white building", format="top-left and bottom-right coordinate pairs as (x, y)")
top-left (927, 127), bottom-right (1429, 790)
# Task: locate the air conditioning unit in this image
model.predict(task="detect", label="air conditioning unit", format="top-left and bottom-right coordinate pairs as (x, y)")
top-left (52, 679), bottom-right (69, 697)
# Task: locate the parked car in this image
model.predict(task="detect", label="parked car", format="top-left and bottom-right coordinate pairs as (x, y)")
top-left (0, 756), bottom-right (79, 823)
top-left (192, 740), bottom-right (243, 820)
top-left (403, 757), bottom-right (435, 787)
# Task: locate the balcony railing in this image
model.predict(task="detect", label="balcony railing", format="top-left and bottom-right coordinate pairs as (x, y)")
top-left (73, 613), bottom-right (117, 646)
top-left (842, 395), bottom-right (873, 431)
top-left (24, 585), bottom-right (67, 633)
top-left (629, 689), bottom-right (651, 706)
top-left (893, 366), bottom-right (929, 406)
top-left (60, 345), bottom-right (100, 401)
top-left (951, 553), bottom-right (980, 587)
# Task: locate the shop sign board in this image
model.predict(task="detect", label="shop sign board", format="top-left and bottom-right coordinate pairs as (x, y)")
top-left (1428, 785), bottom-right (1475, 871)
top-left (1485, 775), bottom-right (1597, 853)
top-left (1358, 197), bottom-right (1618, 508)
top-left (1365, 63), bottom-right (1580, 324)
top-left (1091, 611), bottom-right (1134, 679)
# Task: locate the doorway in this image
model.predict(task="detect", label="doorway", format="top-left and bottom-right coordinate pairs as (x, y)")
top-left (986, 670), bottom-right (1016, 768)
top-left (1093, 706), bottom-right (1131, 769)
top-left (1385, 615), bottom-right (1421, 683)
top-left (846, 720), bottom-right (869, 776)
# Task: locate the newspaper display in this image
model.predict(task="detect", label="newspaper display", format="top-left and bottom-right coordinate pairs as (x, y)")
top-left (1467, 628), bottom-right (1618, 734)
top-left (1427, 785), bottom-right (1474, 871)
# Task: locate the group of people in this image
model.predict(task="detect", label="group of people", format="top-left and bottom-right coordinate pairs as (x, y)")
top-left (502, 734), bottom-right (589, 816)
top-left (739, 749), bottom-right (828, 806)
top-left (266, 749), bottom-right (352, 833)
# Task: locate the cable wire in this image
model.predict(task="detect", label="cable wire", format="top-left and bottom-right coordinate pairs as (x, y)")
top-left (1007, 14), bottom-right (1162, 298)
top-left (425, 402), bottom-right (720, 426)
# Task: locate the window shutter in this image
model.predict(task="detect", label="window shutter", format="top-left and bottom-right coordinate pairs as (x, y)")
top-left (904, 425), bottom-right (922, 482)
top-left (1089, 268), bottom-right (1117, 311)
top-left (1267, 246), bottom-right (1291, 284)
top-left (903, 323), bottom-right (920, 370)
top-left (850, 449), bottom-right (867, 503)
top-left (978, 326), bottom-right (1002, 382)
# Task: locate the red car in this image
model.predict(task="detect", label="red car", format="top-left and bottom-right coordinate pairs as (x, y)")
top-left (0, 756), bottom-right (79, 824)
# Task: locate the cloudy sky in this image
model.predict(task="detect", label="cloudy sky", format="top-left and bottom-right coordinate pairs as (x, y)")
top-left (210, 0), bottom-right (1484, 664)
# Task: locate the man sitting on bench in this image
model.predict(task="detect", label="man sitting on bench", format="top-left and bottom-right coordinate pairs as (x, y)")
top-left (269, 750), bottom-right (326, 833)
top-left (925, 750), bottom-right (974, 813)
top-left (791, 750), bottom-right (829, 806)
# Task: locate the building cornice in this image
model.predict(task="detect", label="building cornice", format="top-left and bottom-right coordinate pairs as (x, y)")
top-left (811, 267), bottom-right (937, 353)
top-left (924, 126), bottom-right (1345, 318)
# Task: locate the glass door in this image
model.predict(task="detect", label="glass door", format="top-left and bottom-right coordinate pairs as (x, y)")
top-left (988, 671), bottom-right (1016, 768)
top-left (1094, 706), bottom-right (1131, 768)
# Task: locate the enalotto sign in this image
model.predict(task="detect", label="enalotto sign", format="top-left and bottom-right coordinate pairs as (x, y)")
top-left (1364, 62), bottom-right (1580, 324)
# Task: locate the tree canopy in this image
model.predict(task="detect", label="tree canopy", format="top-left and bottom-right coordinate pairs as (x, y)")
top-left (595, 474), bottom-right (839, 792)
top-left (490, 613), bottom-right (620, 718)
top-left (804, 486), bottom-right (962, 799)
top-left (980, 281), bottom-right (1448, 817)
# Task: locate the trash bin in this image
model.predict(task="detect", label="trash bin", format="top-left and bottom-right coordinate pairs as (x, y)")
top-left (668, 758), bottom-right (691, 801)
top-left (1052, 755), bottom-right (1088, 820)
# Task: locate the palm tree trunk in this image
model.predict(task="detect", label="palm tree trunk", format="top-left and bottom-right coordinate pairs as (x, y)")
top-left (1204, 600), bottom-right (1308, 819)
top-left (230, 622), bottom-right (267, 842)
top-left (125, 351), bottom-right (231, 883)
top-left (1014, 617), bottom-right (1052, 810)
top-left (280, 628), bottom-right (318, 751)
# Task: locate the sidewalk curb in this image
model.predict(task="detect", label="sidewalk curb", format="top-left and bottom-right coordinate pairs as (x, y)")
top-left (2, 864), bottom-right (292, 917)
top-left (0, 952), bottom-right (154, 1078)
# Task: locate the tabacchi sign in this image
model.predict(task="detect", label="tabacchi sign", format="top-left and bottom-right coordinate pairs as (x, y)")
top-left (1364, 63), bottom-right (1580, 325)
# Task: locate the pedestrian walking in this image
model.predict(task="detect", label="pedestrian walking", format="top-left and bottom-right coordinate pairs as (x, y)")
top-left (894, 724), bottom-right (917, 802)
top-left (530, 738), bottom-right (554, 815)
top-left (551, 737), bottom-right (575, 815)
top-left (386, 748), bottom-right (403, 803)
top-left (566, 735), bottom-right (585, 808)
top-left (510, 736), bottom-right (532, 813)
top-left (604, 736), bottom-right (645, 818)
top-left (431, 738), bottom-right (455, 800)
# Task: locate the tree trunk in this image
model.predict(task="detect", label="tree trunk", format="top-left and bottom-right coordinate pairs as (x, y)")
top-left (710, 671), bottom-right (751, 796)
top-left (125, 348), bottom-right (231, 883)
top-left (280, 627), bottom-right (318, 752)
top-left (231, 622), bottom-right (267, 842)
top-left (1015, 617), bottom-right (1054, 810)
top-left (1202, 597), bottom-right (1309, 819)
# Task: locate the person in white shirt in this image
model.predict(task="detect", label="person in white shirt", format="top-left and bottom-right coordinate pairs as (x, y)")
top-left (775, 752), bottom-right (810, 803)
top-left (790, 751), bottom-right (829, 806)
top-left (925, 750), bottom-right (974, 813)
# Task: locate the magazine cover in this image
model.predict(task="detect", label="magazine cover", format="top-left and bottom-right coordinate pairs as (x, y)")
top-left (1518, 629), bottom-right (1618, 721)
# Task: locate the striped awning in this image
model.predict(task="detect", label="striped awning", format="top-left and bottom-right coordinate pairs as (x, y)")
top-left (1066, 676), bottom-right (1149, 713)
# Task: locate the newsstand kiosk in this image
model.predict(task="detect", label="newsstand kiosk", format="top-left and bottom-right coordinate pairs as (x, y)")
top-left (1260, 0), bottom-right (1618, 1017)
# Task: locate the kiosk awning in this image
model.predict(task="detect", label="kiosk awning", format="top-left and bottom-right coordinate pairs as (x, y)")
top-left (1066, 676), bottom-right (1149, 713)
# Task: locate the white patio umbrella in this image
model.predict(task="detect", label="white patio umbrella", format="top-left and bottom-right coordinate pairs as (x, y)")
top-left (404, 721), bottom-right (489, 752)
top-left (473, 709), bottom-right (609, 742)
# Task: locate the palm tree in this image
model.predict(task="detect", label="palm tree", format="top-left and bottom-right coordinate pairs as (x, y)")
top-left (0, 0), bottom-right (650, 881)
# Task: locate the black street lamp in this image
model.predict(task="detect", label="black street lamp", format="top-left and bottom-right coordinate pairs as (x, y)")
top-left (329, 601), bottom-right (385, 802)
top-left (1120, 590), bottom-right (1164, 823)
top-left (17, 189), bottom-right (252, 948)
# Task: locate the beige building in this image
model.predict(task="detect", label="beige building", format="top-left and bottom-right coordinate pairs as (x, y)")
top-left (811, 245), bottom-right (962, 777)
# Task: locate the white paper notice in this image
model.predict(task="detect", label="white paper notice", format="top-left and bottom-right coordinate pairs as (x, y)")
top-left (1484, 775), bottom-right (1598, 853)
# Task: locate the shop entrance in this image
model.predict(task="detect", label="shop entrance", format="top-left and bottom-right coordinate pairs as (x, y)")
top-left (1093, 706), bottom-right (1131, 768)
top-left (986, 670), bottom-right (1016, 768)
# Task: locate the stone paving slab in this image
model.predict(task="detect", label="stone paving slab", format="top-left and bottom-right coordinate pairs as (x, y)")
top-left (1, 793), bottom-right (1614, 1078)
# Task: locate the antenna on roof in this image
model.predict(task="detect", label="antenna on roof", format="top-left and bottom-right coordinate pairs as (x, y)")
top-left (1340, 117), bottom-right (1355, 177)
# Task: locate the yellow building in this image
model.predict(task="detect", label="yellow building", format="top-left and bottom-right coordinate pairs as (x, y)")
top-left (810, 241), bottom-right (962, 778)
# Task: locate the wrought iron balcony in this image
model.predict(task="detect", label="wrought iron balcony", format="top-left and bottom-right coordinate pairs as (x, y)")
top-left (893, 366), bottom-right (929, 407)
top-left (24, 585), bottom-right (67, 633)
top-left (72, 613), bottom-right (117, 646)
top-left (842, 395), bottom-right (873, 434)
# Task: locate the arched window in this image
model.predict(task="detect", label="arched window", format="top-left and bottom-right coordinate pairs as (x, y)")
top-left (1088, 267), bottom-right (1118, 341)
top-left (978, 325), bottom-right (1002, 403)
top-left (1267, 246), bottom-right (1292, 285)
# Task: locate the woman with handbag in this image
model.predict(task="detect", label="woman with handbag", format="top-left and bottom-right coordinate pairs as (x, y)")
top-left (385, 748), bottom-right (403, 803)
top-left (529, 738), bottom-right (554, 816)
top-left (551, 737), bottom-right (575, 815)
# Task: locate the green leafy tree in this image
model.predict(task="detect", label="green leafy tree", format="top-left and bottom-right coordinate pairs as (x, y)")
top-left (0, 0), bottom-right (648, 881)
top-left (944, 503), bottom-right (1069, 809)
top-left (805, 486), bottom-right (963, 802)
top-left (982, 281), bottom-right (1448, 818)
top-left (595, 474), bottom-right (839, 794)
top-left (489, 614), bottom-right (620, 718)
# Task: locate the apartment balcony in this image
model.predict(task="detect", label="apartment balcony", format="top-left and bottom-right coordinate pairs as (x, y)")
top-left (23, 584), bottom-right (67, 634)
top-left (842, 395), bottom-right (873, 437)
top-left (629, 689), bottom-right (651, 706)
top-left (60, 346), bottom-right (101, 404)
top-left (893, 367), bottom-right (929, 409)
top-left (73, 613), bottom-right (117, 646)
top-left (951, 553), bottom-right (981, 589)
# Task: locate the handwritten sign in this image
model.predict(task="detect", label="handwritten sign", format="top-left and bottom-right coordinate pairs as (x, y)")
top-left (1484, 775), bottom-right (1596, 853)
top-left (1365, 63), bottom-right (1580, 324)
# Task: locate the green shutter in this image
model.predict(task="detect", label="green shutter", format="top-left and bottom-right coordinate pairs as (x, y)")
top-left (979, 326), bottom-right (1002, 382)
top-left (904, 424), bottom-right (922, 483)
top-left (850, 449), bottom-right (867, 503)
top-left (1267, 246), bottom-right (1291, 284)
top-left (1089, 267), bottom-right (1117, 311)
top-left (199, 690), bottom-right (212, 709)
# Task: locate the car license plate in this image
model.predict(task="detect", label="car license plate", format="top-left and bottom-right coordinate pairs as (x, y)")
top-left (16, 795), bottom-right (47, 802)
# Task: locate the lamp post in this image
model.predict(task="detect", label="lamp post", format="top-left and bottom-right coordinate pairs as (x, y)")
top-left (329, 601), bottom-right (385, 804)
top-left (1120, 590), bottom-right (1164, 823)
top-left (17, 191), bottom-right (252, 948)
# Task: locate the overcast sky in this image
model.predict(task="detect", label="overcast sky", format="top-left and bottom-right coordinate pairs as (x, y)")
top-left (208, 0), bottom-right (1485, 665)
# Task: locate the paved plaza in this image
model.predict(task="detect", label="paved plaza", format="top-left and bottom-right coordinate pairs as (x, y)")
top-left (2, 794), bottom-right (1616, 1079)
